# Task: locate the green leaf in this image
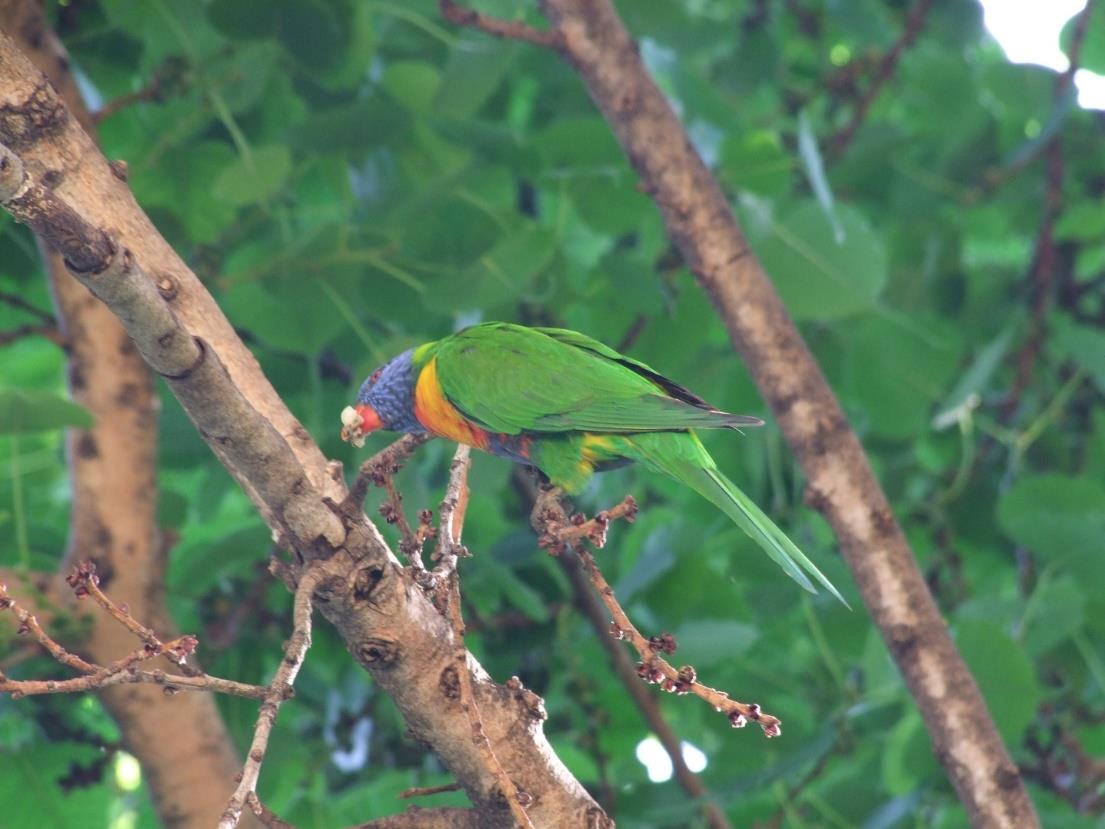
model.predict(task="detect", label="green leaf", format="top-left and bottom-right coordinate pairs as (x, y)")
top-left (1050, 314), bottom-right (1105, 392)
top-left (935, 327), bottom-right (1014, 427)
top-left (756, 200), bottom-right (887, 319)
top-left (671, 618), bottom-right (758, 667)
top-left (0, 390), bottom-right (93, 435)
top-left (222, 275), bottom-right (348, 355)
top-left (0, 743), bottom-right (113, 829)
top-left (381, 61), bottom-right (441, 114)
top-left (718, 131), bottom-right (792, 199)
top-left (881, 710), bottom-right (940, 795)
top-left (212, 145), bottom-right (292, 207)
top-left (955, 620), bottom-right (1041, 744)
top-left (845, 315), bottom-right (962, 439)
top-left (1023, 576), bottom-right (1085, 655)
top-left (432, 33), bottom-right (520, 118)
top-left (423, 223), bottom-right (557, 313)
top-left (484, 559), bottom-right (549, 622)
top-left (997, 475), bottom-right (1105, 567)
top-left (1063, 3), bottom-right (1105, 75)
top-left (1054, 200), bottom-right (1105, 241)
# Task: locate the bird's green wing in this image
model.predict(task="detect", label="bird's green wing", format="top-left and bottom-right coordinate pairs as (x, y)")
top-left (432, 323), bottom-right (759, 434)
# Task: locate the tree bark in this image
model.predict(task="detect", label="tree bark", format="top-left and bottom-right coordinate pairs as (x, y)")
top-left (534, 1), bottom-right (1038, 827)
top-left (0, 4), bottom-right (252, 827)
top-left (0, 27), bottom-right (607, 828)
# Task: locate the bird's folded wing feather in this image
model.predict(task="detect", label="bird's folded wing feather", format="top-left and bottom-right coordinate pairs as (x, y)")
top-left (433, 324), bottom-right (757, 434)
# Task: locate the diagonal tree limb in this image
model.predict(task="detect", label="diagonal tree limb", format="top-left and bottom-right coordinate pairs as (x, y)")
top-left (0, 3), bottom-right (260, 826)
top-left (0, 32), bottom-right (607, 829)
top-left (442, 1), bottom-right (1041, 826)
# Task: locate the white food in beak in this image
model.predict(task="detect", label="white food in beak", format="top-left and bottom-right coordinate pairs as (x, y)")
top-left (340, 405), bottom-right (367, 448)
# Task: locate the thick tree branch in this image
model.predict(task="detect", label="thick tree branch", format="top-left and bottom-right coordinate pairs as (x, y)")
top-left (0, 31), bottom-right (607, 828)
top-left (353, 807), bottom-right (484, 829)
top-left (456, 1), bottom-right (1042, 826)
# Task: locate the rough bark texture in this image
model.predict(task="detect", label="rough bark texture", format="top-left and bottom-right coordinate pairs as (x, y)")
top-left (0, 4), bottom-right (250, 827)
top-left (0, 27), bottom-right (606, 829)
top-left (536, 1), bottom-right (1038, 827)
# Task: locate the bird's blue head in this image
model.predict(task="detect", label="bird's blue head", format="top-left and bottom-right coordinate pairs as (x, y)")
top-left (341, 349), bottom-right (426, 446)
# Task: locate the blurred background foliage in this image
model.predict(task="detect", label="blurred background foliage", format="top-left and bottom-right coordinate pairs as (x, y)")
top-left (2, 0), bottom-right (1105, 826)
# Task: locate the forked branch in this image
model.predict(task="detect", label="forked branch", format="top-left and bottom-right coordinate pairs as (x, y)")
top-left (531, 489), bottom-right (781, 738)
top-left (0, 565), bottom-right (275, 701)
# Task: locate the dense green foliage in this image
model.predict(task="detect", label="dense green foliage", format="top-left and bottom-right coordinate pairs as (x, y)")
top-left (2, 0), bottom-right (1105, 826)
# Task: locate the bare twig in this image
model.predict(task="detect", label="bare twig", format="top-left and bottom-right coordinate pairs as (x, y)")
top-left (0, 664), bottom-right (277, 700)
top-left (532, 489), bottom-right (781, 738)
top-left (430, 445), bottom-right (471, 580)
top-left (218, 565), bottom-right (325, 829)
top-left (0, 580), bottom-right (96, 674)
top-left (443, 577), bottom-right (534, 828)
top-left (828, 0), bottom-right (935, 156)
top-left (92, 61), bottom-right (177, 124)
top-left (439, 0), bottom-right (562, 48)
top-left (558, 544), bottom-right (732, 829)
top-left (1005, 0), bottom-right (1095, 419)
top-left (534, 492), bottom-right (638, 554)
top-left (0, 322), bottom-right (66, 347)
top-left (400, 782), bottom-right (463, 799)
top-left (246, 793), bottom-right (297, 829)
top-left (0, 575), bottom-right (275, 701)
top-left (0, 288), bottom-right (54, 322)
top-left (435, 446), bottom-right (534, 829)
top-left (339, 434), bottom-right (434, 566)
top-left (66, 561), bottom-right (199, 674)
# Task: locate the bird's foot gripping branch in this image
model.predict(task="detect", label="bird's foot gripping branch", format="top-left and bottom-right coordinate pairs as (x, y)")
top-left (530, 487), bottom-right (783, 738)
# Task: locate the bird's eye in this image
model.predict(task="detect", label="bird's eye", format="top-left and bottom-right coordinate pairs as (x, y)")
top-left (369, 368), bottom-right (383, 385)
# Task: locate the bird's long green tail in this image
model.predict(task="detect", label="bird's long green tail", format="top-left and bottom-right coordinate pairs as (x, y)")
top-left (630, 434), bottom-right (848, 606)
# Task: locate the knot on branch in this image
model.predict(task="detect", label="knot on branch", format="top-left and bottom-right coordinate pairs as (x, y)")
top-left (358, 637), bottom-right (401, 666)
top-left (0, 81), bottom-right (68, 149)
top-left (506, 675), bottom-right (547, 722)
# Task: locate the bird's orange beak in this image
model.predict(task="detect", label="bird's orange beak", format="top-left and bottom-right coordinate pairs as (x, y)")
top-left (340, 404), bottom-right (383, 447)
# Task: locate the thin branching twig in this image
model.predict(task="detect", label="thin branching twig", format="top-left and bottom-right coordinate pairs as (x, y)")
top-left (436, 446), bottom-right (535, 828)
top-left (218, 565), bottom-right (324, 829)
top-left (532, 489), bottom-right (782, 738)
top-left (439, 0), bottom-right (562, 48)
top-left (0, 569), bottom-right (274, 701)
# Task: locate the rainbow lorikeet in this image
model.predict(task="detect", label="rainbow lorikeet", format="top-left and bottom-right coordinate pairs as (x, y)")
top-left (340, 322), bottom-right (843, 602)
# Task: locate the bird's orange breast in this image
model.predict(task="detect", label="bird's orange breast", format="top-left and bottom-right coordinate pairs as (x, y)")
top-left (413, 358), bottom-right (490, 450)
